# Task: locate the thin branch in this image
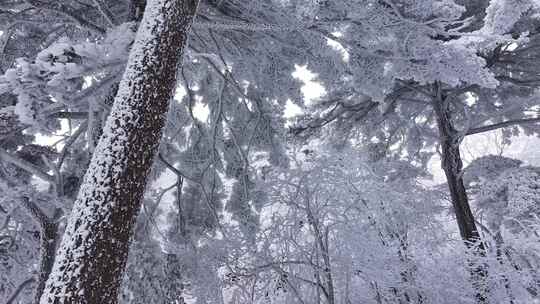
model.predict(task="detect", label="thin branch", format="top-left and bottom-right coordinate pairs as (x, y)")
top-left (466, 117), bottom-right (540, 136)
top-left (24, 0), bottom-right (106, 34)
top-left (20, 196), bottom-right (50, 227)
top-left (5, 277), bottom-right (35, 304)
top-left (396, 80), bottom-right (434, 98)
top-left (92, 0), bottom-right (117, 27)
top-left (57, 121), bottom-right (88, 173)
top-left (48, 112), bottom-right (89, 119)
top-left (158, 153), bottom-right (225, 234)
top-left (158, 153), bottom-right (195, 182)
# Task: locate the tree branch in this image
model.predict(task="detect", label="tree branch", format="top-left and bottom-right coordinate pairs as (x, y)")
top-left (0, 149), bottom-right (55, 183)
top-left (466, 117), bottom-right (540, 136)
top-left (20, 196), bottom-right (50, 227)
top-left (5, 278), bottom-right (35, 304)
top-left (24, 0), bottom-right (106, 34)
top-left (48, 112), bottom-right (89, 119)
top-left (92, 0), bottom-right (117, 27)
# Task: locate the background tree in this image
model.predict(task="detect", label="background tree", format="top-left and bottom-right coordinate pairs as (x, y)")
top-left (290, 1), bottom-right (540, 300)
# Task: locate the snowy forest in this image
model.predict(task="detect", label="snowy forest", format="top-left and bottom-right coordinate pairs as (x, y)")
top-left (1, 0), bottom-right (540, 303)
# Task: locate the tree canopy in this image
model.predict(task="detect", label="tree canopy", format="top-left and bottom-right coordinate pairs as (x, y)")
top-left (0, 1), bottom-right (539, 303)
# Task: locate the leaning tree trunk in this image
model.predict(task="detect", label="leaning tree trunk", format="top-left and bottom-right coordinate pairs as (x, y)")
top-left (432, 83), bottom-right (488, 303)
top-left (39, 1), bottom-right (198, 303)
top-left (432, 102), bottom-right (482, 243)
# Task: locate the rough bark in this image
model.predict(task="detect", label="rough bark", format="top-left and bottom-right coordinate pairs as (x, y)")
top-left (432, 85), bottom-right (483, 245)
top-left (35, 219), bottom-right (59, 303)
top-left (432, 83), bottom-right (488, 303)
top-left (39, 1), bottom-right (199, 303)
top-left (0, 152), bottom-right (60, 303)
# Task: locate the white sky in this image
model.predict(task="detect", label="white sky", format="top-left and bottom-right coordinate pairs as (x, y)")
top-left (428, 132), bottom-right (540, 184)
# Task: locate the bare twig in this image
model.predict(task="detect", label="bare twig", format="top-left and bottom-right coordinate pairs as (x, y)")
top-left (5, 278), bottom-right (35, 304)
top-left (24, 0), bottom-right (106, 34)
top-left (92, 0), bottom-right (117, 27)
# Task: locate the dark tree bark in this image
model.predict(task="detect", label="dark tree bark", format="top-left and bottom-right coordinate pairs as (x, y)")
top-left (35, 220), bottom-right (59, 303)
top-left (17, 197), bottom-right (60, 304)
top-left (432, 100), bottom-right (481, 243)
top-left (432, 82), bottom-right (488, 303)
top-left (129, 0), bottom-right (148, 22)
top-left (0, 155), bottom-right (61, 304)
top-left (39, 1), bottom-right (199, 303)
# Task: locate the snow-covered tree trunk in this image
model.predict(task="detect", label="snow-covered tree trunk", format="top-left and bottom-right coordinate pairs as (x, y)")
top-left (39, 1), bottom-right (199, 303)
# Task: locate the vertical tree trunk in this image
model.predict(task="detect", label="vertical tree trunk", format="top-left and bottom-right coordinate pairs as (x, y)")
top-left (306, 204), bottom-right (335, 304)
top-left (432, 83), bottom-right (488, 303)
top-left (39, 1), bottom-right (199, 303)
top-left (494, 232), bottom-right (515, 304)
top-left (34, 220), bottom-right (59, 303)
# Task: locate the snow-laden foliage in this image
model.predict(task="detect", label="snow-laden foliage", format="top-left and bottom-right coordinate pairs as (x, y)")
top-left (482, 0), bottom-right (540, 35)
top-left (219, 150), bottom-right (539, 303)
top-left (1, 1), bottom-right (539, 303)
top-left (465, 155), bottom-right (540, 230)
top-left (0, 23), bottom-right (134, 128)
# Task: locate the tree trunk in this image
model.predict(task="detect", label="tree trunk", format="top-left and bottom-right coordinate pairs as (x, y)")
top-left (494, 231), bottom-right (515, 304)
top-left (432, 98), bottom-right (481, 243)
top-left (306, 204), bottom-right (335, 304)
top-left (39, 1), bottom-right (199, 303)
top-left (35, 219), bottom-right (59, 303)
top-left (432, 83), bottom-right (488, 303)
top-left (19, 197), bottom-right (60, 304)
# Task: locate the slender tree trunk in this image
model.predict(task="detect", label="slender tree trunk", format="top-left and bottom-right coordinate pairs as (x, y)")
top-left (306, 204), bottom-right (335, 304)
top-left (39, 1), bottom-right (199, 303)
top-left (432, 83), bottom-right (488, 303)
top-left (19, 197), bottom-right (60, 304)
top-left (432, 97), bottom-right (481, 243)
top-left (34, 220), bottom-right (59, 303)
top-left (494, 231), bottom-right (515, 304)
top-left (321, 229), bottom-right (336, 304)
